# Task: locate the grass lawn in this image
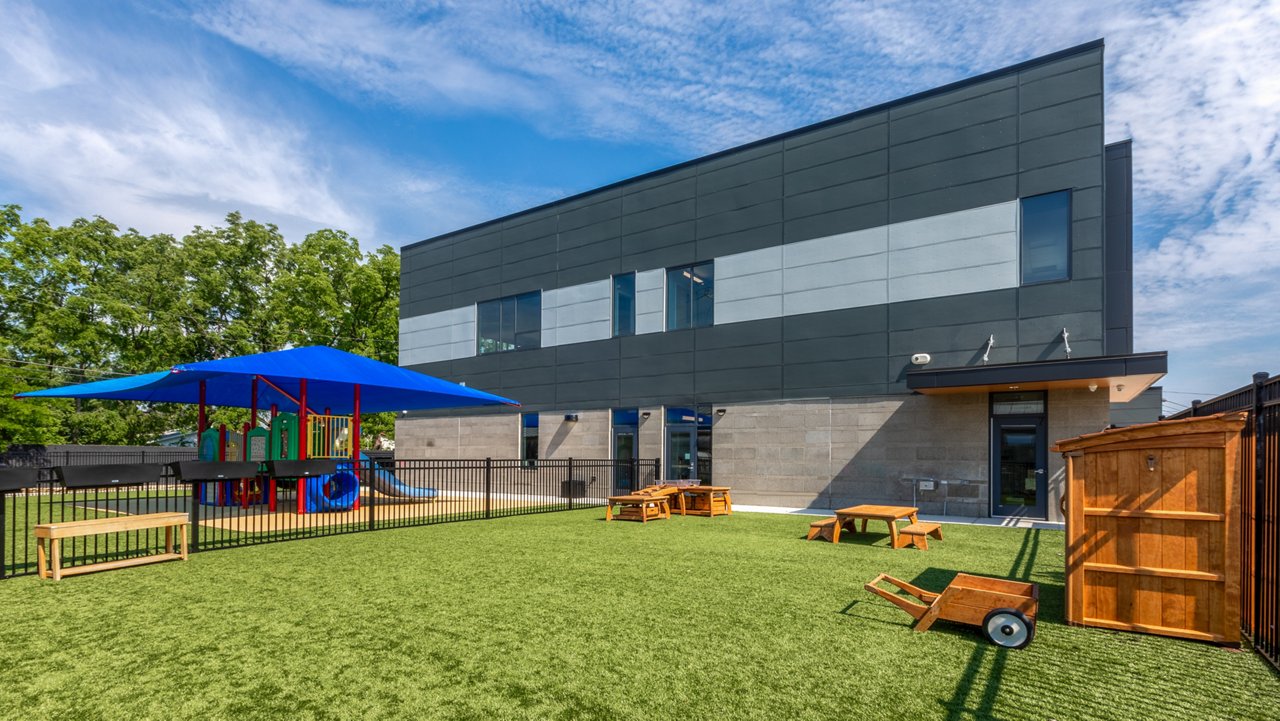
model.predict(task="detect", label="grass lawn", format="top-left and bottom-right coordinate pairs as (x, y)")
top-left (1, 510), bottom-right (1276, 720)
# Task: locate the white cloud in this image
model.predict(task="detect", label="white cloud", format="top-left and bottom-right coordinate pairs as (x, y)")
top-left (6, 0), bottom-right (1278, 395)
top-left (0, 2), bottom-right (362, 242)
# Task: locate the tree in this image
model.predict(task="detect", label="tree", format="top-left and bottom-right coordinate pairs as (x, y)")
top-left (0, 206), bottom-right (402, 448)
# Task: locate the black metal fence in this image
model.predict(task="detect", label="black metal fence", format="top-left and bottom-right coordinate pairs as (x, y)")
top-left (1, 457), bottom-right (659, 580)
top-left (2, 445), bottom-right (198, 468)
top-left (1170, 372), bottom-right (1279, 669)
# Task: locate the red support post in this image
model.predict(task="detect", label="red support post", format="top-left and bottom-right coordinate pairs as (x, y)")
top-left (269, 401), bottom-right (279, 512)
top-left (299, 379), bottom-right (309, 460)
top-left (298, 378), bottom-right (308, 515)
top-left (240, 422), bottom-right (251, 509)
top-left (352, 384), bottom-right (361, 511)
top-left (217, 424), bottom-right (227, 505)
top-left (250, 377), bottom-right (259, 429)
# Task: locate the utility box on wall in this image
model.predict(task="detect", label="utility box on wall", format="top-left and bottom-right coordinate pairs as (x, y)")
top-left (1053, 412), bottom-right (1247, 645)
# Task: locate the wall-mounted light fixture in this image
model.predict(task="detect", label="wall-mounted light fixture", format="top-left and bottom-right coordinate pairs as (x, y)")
top-left (1088, 382), bottom-right (1098, 393)
top-left (564, 414), bottom-right (579, 422)
top-left (715, 408), bottom-right (726, 417)
top-left (640, 411), bottom-right (651, 420)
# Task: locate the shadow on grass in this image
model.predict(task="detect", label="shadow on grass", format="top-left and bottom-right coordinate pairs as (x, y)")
top-left (938, 528), bottom-right (1043, 721)
top-left (845, 527), bottom-right (1054, 720)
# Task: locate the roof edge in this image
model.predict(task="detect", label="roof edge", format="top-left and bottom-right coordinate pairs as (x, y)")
top-left (404, 39), bottom-right (1106, 252)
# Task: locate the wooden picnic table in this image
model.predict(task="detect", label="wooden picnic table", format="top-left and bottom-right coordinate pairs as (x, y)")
top-left (674, 486), bottom-right (732, 517)
top-left (832, 504), bottom-right (919, 548)
top-left (605, 494), bottom-right (671, 523)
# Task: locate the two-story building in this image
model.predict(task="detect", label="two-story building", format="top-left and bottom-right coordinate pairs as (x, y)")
top-left (395, 40), bottom-right (1166, 522)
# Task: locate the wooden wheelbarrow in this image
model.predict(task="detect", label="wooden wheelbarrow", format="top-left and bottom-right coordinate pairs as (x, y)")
top-left (864, 572), bottom-right (1039, 649)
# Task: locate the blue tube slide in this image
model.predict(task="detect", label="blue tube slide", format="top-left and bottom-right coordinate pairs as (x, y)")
top-left (304, 472), bottom-right (360, 512)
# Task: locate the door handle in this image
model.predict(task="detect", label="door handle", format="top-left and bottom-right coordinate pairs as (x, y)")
top-left (1035, 469), bottom-right (1045, 475)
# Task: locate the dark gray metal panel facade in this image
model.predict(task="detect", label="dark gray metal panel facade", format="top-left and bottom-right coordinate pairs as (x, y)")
top-left (1104, 140), bottom-right (1135, 355)
top-left (401, 42), bottom-right (1132, 415)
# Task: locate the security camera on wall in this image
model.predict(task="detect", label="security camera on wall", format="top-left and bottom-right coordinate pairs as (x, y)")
top-left (911, 353), bottom-right (932, 366)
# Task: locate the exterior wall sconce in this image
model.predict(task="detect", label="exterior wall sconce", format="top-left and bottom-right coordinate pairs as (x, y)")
top-left (640, 411), bottom-right (651, 420)
top-left (715, 408), bottom-right (727, 417)
top-left (564, 414), bottom-right (578, 422)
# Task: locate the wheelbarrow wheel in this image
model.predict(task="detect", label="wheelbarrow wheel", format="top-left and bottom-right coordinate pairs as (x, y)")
top-left (982, 608), bottom-right (1034, 649)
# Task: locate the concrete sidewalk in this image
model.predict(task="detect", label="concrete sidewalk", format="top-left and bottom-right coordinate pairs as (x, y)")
top-left (733, 503), bottom-right (1064, 530)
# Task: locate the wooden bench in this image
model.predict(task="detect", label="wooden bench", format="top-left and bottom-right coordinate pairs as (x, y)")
top-left (897, 521), bottom-right (943, 550)
top-left (807, 517), bottom-right (838, 541)
top-left (34, 512), bottom-right (190, 581)
top-left (605, 495), bottom-right (670, 523)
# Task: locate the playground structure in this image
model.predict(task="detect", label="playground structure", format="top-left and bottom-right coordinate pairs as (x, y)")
top-left (195, 393), bottom-right (441, 514)
top-left (18, 346), bottom-right (515, 519)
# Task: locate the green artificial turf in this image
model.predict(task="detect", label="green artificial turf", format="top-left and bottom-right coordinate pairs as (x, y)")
top-left (1, 511), bottom-right (1276, 720)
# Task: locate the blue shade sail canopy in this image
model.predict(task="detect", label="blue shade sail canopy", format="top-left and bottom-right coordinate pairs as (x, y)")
top-left (14, 346), bottom-right (519, 414)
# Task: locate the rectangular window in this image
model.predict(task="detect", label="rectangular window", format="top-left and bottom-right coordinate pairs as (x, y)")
top-left (477, 291), bottom-right (541, 354)
top-left (1021, 190), bottom-right (1071, 284)
top-left (665, 261), bottom-right (714, 331)
top-left (991, 391), bottom-right (1046, 415)
top-left (612, 272), bottom-right (636, 337)
top-left (521, 413), bottom-right (538, 466)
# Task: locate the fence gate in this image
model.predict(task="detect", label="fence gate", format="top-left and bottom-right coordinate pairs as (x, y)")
top-left (1055, 413), bottom-right (1248, 645)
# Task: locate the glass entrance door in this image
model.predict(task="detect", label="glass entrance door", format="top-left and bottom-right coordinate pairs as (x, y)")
top-left (991, 417), bottom-right (1047, 518)
top-left (666, 425), bottom-right (696, 481)
top-left (665, 405), bottom-right (712, 484)
top-left (611, 420), bottom-right (637, 494)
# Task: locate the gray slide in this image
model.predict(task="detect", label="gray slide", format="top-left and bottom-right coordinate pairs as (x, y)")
top-left (341, 454), bottom-right (438, 499)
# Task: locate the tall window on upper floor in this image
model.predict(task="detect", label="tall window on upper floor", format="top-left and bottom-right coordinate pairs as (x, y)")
top-left (1020, 190), bottom-right (1072, 284)
top-left (612, 272), bottom-right (636, 337)
top-left (666, 261), bottom-right (714, 331)
top-left (476, 291), bottom-right (541, 354)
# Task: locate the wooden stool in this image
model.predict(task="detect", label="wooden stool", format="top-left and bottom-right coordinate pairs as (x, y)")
top-left (807, 517), bottom-right (838, 542)
top-left (898, 522), bottom-right (943, 550)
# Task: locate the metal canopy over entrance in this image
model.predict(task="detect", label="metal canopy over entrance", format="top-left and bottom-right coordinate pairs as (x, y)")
top-left (905, 351), bottom-right (1167, 403)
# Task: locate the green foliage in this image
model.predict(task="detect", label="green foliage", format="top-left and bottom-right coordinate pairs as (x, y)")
top-left (0, 204), bottom-right (400, 447)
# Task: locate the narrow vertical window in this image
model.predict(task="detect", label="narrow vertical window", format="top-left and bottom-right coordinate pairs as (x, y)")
top-left (521, 413), bottom-right (539, 467)
top-left (1021, 190), bottom-right (1071, 284)
top-left (665, 261), bottom-right (714, 331)
top-left (612, 272), bottom-right (636, 337)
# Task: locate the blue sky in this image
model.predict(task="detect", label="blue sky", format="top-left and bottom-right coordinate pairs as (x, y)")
top-left (1, 0), bottom-right (1277, 410)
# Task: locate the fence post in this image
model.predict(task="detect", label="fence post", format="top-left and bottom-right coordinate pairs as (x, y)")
top-left (567, 457), bottom-right (574, 510)
top-left (188, 481), bottom-right (201, 553)
top-left (654, 458), bottom-right (661, 483)
top-left (484, 458), bottom-right (492, 520)
top-left (367, 458), bottom-right (376, 532)
top-left (0, 493), bottom-right (7, 580)
top-left (1251, 371), bottom-right (1268, 642)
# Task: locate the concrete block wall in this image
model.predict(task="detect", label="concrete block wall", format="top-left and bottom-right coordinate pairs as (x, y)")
top-left (395, 414), bottom-right (518, 459)
top-left (712, 390), bottom-right (1109, 519)
top-left (540, 409), bottom-right (610, 459)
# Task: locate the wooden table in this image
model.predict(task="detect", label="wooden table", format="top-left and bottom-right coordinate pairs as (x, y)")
top-left (832, 504), bottom-right (918, 548)
top-left (605, 494), bottom-right (671, 523)
top-left (674, 486), bottom-right (732, 517)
